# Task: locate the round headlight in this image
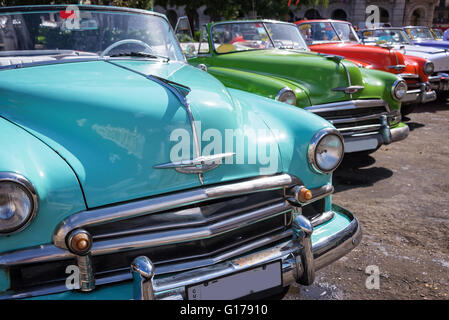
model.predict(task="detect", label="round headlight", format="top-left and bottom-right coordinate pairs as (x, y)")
top-left (391, 80), bottom-right (408, 101)
top-left (0, 173), bottom-right (37, 234)
top-left (424, 61), bottom-right (434, 75)
top-left (276, 88), bottom-right (297, 106)
top-left (308, 128), bottom-right (344, 174)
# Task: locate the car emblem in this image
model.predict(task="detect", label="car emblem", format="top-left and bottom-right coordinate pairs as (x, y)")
top-left (154, 153), bottom-right (235, 174)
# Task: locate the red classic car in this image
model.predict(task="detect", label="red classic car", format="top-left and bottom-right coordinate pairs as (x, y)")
top-left (296, 19), bottom-right (437, 115)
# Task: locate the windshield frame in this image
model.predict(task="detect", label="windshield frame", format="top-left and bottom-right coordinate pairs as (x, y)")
top-left (299, 21), bottom-right (361, 45)
top-left (0, 4), bottom-right (186, 63)
top-left (360, 28), bottom-right (414, 46)
top-left (431, 28), bottom-right (443, 39)
top-left (209, 20), bottom-right (306, 55)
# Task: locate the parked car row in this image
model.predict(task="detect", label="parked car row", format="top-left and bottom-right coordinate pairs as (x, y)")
top-left (0, 5), bottom-right (441, 301)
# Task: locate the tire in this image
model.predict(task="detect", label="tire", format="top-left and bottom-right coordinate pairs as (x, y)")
top-left (400, 103), bottom-right (417, 117)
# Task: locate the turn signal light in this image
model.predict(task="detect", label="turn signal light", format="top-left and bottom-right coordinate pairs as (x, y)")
top-left (297, 187), bottom-right (312, 203)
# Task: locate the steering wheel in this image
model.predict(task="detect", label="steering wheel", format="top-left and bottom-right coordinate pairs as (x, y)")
top-left (100, 39), bottom-right (154, 57)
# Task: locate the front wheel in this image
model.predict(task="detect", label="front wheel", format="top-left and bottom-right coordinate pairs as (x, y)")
top-left (400, 103), bottom-right (417, 117)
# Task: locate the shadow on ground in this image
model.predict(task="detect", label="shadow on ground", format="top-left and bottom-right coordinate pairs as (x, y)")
top-left (333, 153), bottom-right (393, 193)
top-left (413, 101), bottom-right (448, 113)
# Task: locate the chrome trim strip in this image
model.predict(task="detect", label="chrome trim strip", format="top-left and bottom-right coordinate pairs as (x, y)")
top-left (338, 124), bottom-right (382, 132)
top-left (51, 174), bottom-right (297, 249)
top-left (311, 211), bottom-right (334, 227)
top-left (429, 75), bottom-right (442, 82)
top-left (398, 73), bottom-right (420, 79)
top-left (304, 99), bottom-right (389, 113)
top-left (305, 184), bottom-right (334, 204)
top-left (387, 65), bottom-right (406, 70)
top-left (328, 112), bottom-right (388, 125)
top-left (0, 244), bottom-right (71, 266)
top-left (0, 172), bottom-right (39, 235)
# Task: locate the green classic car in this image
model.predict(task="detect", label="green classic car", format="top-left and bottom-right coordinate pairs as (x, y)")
top-left (180, 19), bottom-right (410, 154)
top-left (0, 5), bottom-right (361, 300)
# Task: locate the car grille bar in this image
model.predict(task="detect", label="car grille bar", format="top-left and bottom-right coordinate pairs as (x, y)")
top-left (305, 99), bottom-right (389, 135)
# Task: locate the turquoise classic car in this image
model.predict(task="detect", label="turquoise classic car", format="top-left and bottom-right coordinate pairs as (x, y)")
top-left (179, 19), bottom-right (410, 154)
top-left (0, 5), bottom-right (361, 300)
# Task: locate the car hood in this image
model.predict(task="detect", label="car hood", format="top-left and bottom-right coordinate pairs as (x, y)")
top-left (210, 49), bottom-right (364, 105)
top-left (0, 60), bottom-right (287, 208)
top-left (395, 44), bottom-right (449, 72)
top-left (309, 43), bottom-right (399, 66)
top-left (413, 39), bottom-right (449, 49)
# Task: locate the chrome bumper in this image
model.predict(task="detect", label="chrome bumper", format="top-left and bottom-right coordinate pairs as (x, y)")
top-left (402, 86), bottom-right (437, 104)
top-left (429, 73), bottom-right (449, 91)
top-left (343, 121), bottom-right (409, 153)
top-left (390, 124), bottom-right (410, 143)
top-left (131, 206), bottom-right (362, 300)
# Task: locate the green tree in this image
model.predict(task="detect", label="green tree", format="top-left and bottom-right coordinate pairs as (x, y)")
top-left (1, 0), bottom-right (328, 22)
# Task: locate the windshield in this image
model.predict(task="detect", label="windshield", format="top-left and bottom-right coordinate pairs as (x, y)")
top-left (299, 21), bottom-right (360, 44)
top-left (0, 6), bottom-right (185, 62)
top-left (361, 29), bottom-right (413, 45)
top-left (405, 27), bottom-right (434, 40)
top-left (211, 22), bottom-right (274, 54)
top-left (264, 22), bottom-right (308, 50)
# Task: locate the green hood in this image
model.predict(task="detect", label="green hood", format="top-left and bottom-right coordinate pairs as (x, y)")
top-left (205, 49), bottom-right (364, 105)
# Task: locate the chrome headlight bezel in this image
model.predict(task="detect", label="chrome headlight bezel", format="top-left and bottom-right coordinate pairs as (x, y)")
top-left (391, 79), bottom-right (408, 101)
top-left (423, 61), bottom-right (434, 75)
top-left (0, 172), bottom-right (38, 235)
top-left (275, 87), bottom-right (297, 106)
top-left (308, 128), bottom-right (345, 175)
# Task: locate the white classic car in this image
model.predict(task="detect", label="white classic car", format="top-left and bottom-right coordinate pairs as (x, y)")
top-left (360, 27), bottom-right (449, 97)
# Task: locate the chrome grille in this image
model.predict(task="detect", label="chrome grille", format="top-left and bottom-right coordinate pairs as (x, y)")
top-left (306, 100), bottom-right (389, 136)
top-left (4, 175), bottom-right (300, 293)
top-left (1, 174), bottom-right (335, 298)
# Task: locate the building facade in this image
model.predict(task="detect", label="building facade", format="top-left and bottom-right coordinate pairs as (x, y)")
top-left (155, 0), bottom-right (440, 30)
top-left (291, 0), bottom-right (439, 27)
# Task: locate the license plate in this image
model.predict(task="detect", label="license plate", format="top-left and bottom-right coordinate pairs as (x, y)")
top-left (345, 137), bottom-right (379, 153)
top-left (187, 261), bottom-right (282, 300)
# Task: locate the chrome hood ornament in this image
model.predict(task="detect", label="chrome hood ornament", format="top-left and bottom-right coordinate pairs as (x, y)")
top-left (154, 153), bottom-right (235, 174)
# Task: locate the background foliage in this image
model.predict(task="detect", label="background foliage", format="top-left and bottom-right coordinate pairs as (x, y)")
top-left (0, 0), bottom-right (328, 22)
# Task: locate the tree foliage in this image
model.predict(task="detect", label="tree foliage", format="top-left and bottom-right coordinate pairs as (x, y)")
top-left (1, 0), bottom-right (328, 21)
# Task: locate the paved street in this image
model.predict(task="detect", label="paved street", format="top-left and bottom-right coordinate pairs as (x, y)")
top-left (285, 101), bottom-right (449, 300)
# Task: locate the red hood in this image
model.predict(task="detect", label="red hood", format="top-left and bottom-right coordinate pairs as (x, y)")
top-left (308, 42), bottom-right (425, 82)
